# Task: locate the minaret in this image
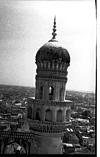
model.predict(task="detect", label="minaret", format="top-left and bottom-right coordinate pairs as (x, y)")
top-left (27, 17), bottom-right (72, 154)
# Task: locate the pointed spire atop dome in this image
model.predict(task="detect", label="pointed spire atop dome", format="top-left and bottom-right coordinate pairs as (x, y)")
top-left (52, 16), bottom-right (57, 39)
top-left (49, 16), bottom-right (58, 42)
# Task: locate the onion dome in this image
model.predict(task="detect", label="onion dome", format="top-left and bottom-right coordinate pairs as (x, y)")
top-left (36, 16), bottom-right (70, 66)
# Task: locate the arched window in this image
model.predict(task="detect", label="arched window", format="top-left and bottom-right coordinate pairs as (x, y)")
top-left (57, 109), bottom-right (63, 122)
top-left (45, 109), bottom-right (52, 122)
top-left (49, 86), bottom-right (54, 100)
top-left (4, 142), bottom-right (26, 154)
top-left (35, 108), bottom-right (41, 121)
top-left (66, 109), bottom-right (70, 121)
top-left (40, 86), bottom-right (43, 99)
top-left (27, 106), bottom-right (32, 119)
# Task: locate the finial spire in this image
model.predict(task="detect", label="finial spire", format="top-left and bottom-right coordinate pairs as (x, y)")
top-left (52, 16), bottom-right (57, 39)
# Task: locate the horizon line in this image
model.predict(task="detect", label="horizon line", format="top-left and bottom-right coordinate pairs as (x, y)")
top-left (0, 83), bottom-right (95, 94)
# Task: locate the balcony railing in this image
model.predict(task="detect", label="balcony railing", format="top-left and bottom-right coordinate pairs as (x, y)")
top-left (27, 98), bottom-right (72, 107)
top-left (28, 119), bottom-right (71, 133)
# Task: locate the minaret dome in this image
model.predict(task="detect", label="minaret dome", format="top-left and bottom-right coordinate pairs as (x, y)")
top-left (36, 17), bottom-right (70, 66)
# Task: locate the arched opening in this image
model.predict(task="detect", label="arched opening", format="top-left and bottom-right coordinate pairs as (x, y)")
top-left (57, 109), bottom-right (63, 122)
top-left (49, 86), bottom-right (54, 100)
top-left (66, 109), bottom-right (70, 121)
top-left (35, 109), bottom-right (41, 121)
top-left (4, 142), bottom-right (26, 154)
top-left (27, 106), bottom-right (32, 119)
top-left (40, 86), bottom-right (43, 99)
top-left (45, 109), bottom-right (52, 122)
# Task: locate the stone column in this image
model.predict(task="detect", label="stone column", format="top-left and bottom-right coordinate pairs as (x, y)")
top-left (62, 108), bottom-right (66, 122)
top-left (55, 82), bottom-right (60, 101)
top-left (52, 108), bottom-right (57, 122)
top-left (43, 81), bottom-right (49, 100)
top-left (41, 107), bottom-right (45, 121)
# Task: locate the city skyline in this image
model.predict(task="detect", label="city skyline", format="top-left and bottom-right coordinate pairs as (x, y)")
top-left (0, 0), bottom-right (96, 92)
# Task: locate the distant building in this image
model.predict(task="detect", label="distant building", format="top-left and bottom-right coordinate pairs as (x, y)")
top-left (82, 136), bottom-right (95, 147)
top-left (82, 136), bottom-right (89, 146)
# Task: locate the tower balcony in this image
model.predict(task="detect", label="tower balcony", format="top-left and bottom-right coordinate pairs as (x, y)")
top-left (28, 98), bottom-right (72, 107)
top-left (28, 119), bottom-right (71, 135)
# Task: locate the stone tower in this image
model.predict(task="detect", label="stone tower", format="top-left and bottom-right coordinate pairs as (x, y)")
top-left (27, 17), bottom-right (72, 154)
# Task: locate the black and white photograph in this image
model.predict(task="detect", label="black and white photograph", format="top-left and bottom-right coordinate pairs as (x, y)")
top-left (0, 0), bottom-right (96, 155)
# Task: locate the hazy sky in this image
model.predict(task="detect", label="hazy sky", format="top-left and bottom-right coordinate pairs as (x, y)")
top-left (0, 0), bottom-right (96, 92)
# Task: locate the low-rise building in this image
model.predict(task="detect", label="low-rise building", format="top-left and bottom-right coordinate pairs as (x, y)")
top-left (82, 135), bottom-right (95, 147)
top-left (82, 136), bottom-right (89, 146)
